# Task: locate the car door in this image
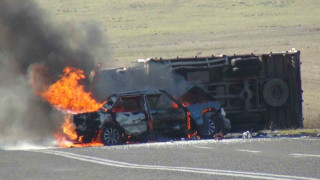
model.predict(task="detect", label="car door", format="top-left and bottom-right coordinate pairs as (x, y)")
top-left (111, 95), bottom-right (148, 135)
top-left (146, 93), bottom-right (186, 133)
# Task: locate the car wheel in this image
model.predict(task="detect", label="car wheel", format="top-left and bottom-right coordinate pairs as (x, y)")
top-left (199, 112), bottom-right (221, 138)
top-left (263, 79), bottom-right (289, 107)
top-left (101, 125), bottom-right (122, 145)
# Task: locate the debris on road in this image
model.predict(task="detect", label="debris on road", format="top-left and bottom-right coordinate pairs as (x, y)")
top-left (242, 131), bottom-right (252, 139)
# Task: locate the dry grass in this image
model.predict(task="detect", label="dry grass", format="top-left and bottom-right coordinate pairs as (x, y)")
top-left (36, 0), bottom-right (320, 128)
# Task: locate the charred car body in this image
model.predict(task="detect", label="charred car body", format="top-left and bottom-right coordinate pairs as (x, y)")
top-left (73, 88), bottom-right (230, 145)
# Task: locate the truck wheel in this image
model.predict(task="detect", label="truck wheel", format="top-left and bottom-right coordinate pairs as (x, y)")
top-left (231, 57), bottom-right (261, 68)
top-left (198, 112), bottom-right (222, 138)
top-left (263, 79), bottom-right (289, 107)
top-left (101, 125), bottom-right (122, 145)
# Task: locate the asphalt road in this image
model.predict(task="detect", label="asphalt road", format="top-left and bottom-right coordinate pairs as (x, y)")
top-left (1, 137), bottom-right (320, 180)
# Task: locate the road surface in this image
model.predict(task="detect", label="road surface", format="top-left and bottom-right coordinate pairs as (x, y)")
top-left (1, 137), bottom-right (320, 180)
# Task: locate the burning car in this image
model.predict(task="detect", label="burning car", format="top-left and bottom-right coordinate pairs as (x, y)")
top-left (73, 87), bottom-right (230, 145)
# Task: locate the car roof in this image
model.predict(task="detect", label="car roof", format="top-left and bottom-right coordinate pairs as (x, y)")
top-left (111, 89), bottom-right (164, 97)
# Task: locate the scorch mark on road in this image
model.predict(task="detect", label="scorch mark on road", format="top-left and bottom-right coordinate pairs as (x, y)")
top-left (30, 149), bottom-right (319, 180)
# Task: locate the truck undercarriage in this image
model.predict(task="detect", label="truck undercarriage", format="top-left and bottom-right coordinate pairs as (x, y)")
top-left (141, 49), bottom-right (302, 131)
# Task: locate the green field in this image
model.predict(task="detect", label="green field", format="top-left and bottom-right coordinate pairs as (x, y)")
top-left (36, 0), bottom-right (320, 128)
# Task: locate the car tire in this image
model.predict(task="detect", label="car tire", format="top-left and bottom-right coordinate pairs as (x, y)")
top-left (198, 112), bottom-right (222, 138)
top-left (263, 79), bottom-right (289, 107)
top-left (101, 125), bottom-right (122, 145)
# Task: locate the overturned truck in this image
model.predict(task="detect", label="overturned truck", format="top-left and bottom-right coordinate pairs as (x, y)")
top-left (93, 49), bottom-right (303, 131)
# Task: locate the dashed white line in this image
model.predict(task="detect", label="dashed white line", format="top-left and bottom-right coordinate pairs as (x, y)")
top-left (196, 146), bottom-right (212, 149)
top-left (30, 149), bottom-right (319, 180)
top-left (237, 149), bottom-right (261, 153)
top-left (290, 154), bottom-right (320, 158)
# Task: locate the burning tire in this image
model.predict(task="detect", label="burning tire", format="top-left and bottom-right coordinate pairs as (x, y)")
top-left (198, 112), bottom-right (222, 138)
top-left (263, 79), bottom-right (289, 107)
top-left (101, 125), bottom-right (122, 145)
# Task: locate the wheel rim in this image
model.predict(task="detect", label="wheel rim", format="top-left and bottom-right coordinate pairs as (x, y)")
top-left (272, 85), bottom-right (283, 99)
top-left (103, 127), bottom-right (120, 145)
top-left (207, 119), bottom-right (216, 135)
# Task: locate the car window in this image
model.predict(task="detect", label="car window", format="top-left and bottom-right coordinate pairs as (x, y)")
top-left (112, 96), bottom-right (143, 113)
top-left (147, 94), bottom-right (179, 110)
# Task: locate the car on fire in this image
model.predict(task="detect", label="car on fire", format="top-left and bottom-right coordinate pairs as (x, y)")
top-left (73, 87), bottom-right (231, 145)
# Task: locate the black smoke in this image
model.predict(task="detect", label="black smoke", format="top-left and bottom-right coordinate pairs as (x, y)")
top-left (0, 0), bottom-right (109, 145)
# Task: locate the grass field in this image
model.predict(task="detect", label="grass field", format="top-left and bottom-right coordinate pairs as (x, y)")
top-left (36, 0), bottom-right (320, 128)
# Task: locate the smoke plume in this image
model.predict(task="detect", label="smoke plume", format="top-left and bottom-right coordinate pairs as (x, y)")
top-left (0, 0), bottom-right (109, 145)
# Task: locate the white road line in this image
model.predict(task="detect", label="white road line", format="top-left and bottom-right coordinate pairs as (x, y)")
top-left (29, 149), bottom-right (319, 180)
top-left (292, 138), bottom-right (319, 141)
top-left (303, 139), bottom-right (319, 141)
top-left (196, 146), bottom-right (212, 149)
top-left (290, 154), bottom-right (320, 158)
top-left (237, 149), bottom-right (261, 153)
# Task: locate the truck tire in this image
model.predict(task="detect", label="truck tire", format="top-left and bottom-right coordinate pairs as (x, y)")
top-left (263, 79), bottom-right (289, 107)
top-left (198, 112), bottom-right (222, 138)
top-left (101, 125), bottom-right (122, 145)
top-left (232, 67), bottom-right (260, 76)
top-left (231, 57), bottom-right (261, 68)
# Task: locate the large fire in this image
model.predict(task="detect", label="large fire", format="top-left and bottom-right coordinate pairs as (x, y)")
top-left (33, 66), bottom-right (104, 147)
top-left (40, 67), bottom-right (103, 113)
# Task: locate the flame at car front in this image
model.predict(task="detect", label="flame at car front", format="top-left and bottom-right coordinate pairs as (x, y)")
top-left (32, 66), bottom-right (104, 147)
top-left (40, 67), bottom-right (103, 113)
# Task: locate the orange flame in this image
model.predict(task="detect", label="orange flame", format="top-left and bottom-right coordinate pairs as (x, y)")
top-left (202, 108), bottom-right (212, 115)
top-left (33, 66), bottom-right (105, 148)
top-left (182, 102), bottom-right (190, 107)
top-left (54, 114), bottom-right (104, 148)
top-left (62, 114), bottom-right (77, 141)
top-left (171, 102), bottom-right (179, 109)
top-left (187, 131), bottom-right (200, 139)
top-left (40, 67), bottom-right (103, 113)
top-left (186, 111), bottom-right (191, 130)
top-left (186, 111), bottom-right (200, 139)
